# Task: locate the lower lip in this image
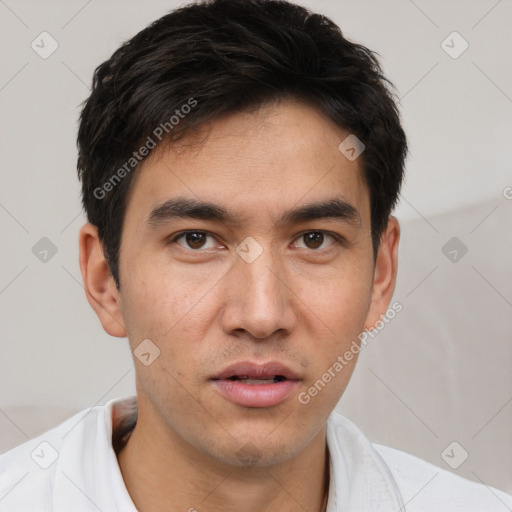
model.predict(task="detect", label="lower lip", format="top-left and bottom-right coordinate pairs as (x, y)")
top-left (211, 379), bottom-right (299, 408)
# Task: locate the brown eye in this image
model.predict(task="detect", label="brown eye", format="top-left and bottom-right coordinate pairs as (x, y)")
top-left (185, 232), bottom-right (207, 249)
top-left (172, 231), bottom-right (217, 251)
top-left (304, 232), bottom-right (323, 249)
top-left (294, 231), bottom-right (337, 250)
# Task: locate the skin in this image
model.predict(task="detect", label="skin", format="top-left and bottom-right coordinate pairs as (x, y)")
top-left (79, 99), bottom-right (400, 512)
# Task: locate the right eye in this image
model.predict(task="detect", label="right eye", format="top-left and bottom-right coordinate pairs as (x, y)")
top-left (170, 231), bottom-right (223, 251)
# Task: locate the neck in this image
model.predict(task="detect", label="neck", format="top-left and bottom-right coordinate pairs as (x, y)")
top-left (116, 403), bottom-right (330, 512)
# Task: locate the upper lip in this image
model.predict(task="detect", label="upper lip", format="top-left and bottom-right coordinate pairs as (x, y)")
top-left (211, 361), bottom-right (301, 381)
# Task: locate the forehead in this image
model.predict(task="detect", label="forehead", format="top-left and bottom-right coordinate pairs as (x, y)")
top-left (124, 100), bottom-right (370, 228)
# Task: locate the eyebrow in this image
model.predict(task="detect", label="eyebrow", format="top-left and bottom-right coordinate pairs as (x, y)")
top-left (146, 196), bottom-right (361, 228)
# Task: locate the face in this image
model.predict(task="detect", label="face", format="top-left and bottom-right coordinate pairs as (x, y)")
top-left (80, 99), bottom-right (399, 468)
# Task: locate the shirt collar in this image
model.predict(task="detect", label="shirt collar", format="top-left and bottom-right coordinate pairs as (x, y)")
top-left (326, 410), bottom-right (405, 511)
top-left (53, 396), bottom-right (404, 511)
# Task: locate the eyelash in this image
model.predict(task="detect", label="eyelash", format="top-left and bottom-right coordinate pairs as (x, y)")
top-left (168, 230), bottom-right (344, 253)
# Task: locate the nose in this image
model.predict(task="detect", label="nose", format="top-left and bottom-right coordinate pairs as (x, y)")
top-left (220, 240), bottom-right (297, 340)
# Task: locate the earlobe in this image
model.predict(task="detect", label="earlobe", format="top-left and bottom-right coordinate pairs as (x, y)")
top-left (78, 223), bottom-right (127, 338)
top-left (364, 216), bottom-right (400, 330)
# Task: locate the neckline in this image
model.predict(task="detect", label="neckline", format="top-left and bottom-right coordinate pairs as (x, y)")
top-left (111, 396), bottom-right (138, 455)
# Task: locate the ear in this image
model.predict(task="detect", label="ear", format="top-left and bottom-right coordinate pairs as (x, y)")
top-left (364, 216), bottom-right (400, 330)
top-left (78, 223), bottom-right (127, 338)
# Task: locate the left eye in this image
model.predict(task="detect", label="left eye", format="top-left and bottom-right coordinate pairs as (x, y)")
top-left (293, 231), bottom-right (337, 250)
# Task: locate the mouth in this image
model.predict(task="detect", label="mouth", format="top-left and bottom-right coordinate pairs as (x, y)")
top-left (210, 361), bottom-right (301, 408)
top-left (224, 375), bottom-right (288, 384)
top-left (211, 361), bottom-right (301, 381)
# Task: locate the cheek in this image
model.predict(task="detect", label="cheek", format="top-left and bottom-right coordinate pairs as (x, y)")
top-left (119, 261), bottom-right (221, 381)
top-left (292, 265), bottom-right (372, 401)
top-left (300, 268), bottom-right (372, 339)
top-left (121, 256), bottom-right (193, 333)
top-left (120, 272), bottom-right (206, 397)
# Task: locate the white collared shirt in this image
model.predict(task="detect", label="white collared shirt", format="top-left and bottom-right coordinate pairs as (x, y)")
top-left (1, 396), bottom-right (511, 511)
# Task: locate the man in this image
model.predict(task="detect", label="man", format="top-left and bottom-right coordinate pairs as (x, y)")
top-left (1, 0), bottom-right (510, 510)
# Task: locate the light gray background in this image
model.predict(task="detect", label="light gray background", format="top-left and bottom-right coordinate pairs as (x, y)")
top-left (1, 0), bottom-right (511, 496)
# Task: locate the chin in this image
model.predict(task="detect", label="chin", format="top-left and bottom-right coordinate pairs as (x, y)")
top-left (201, 425), bottom-right (308, 469)
top-left (214, 441), bottom-right (298, 468)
